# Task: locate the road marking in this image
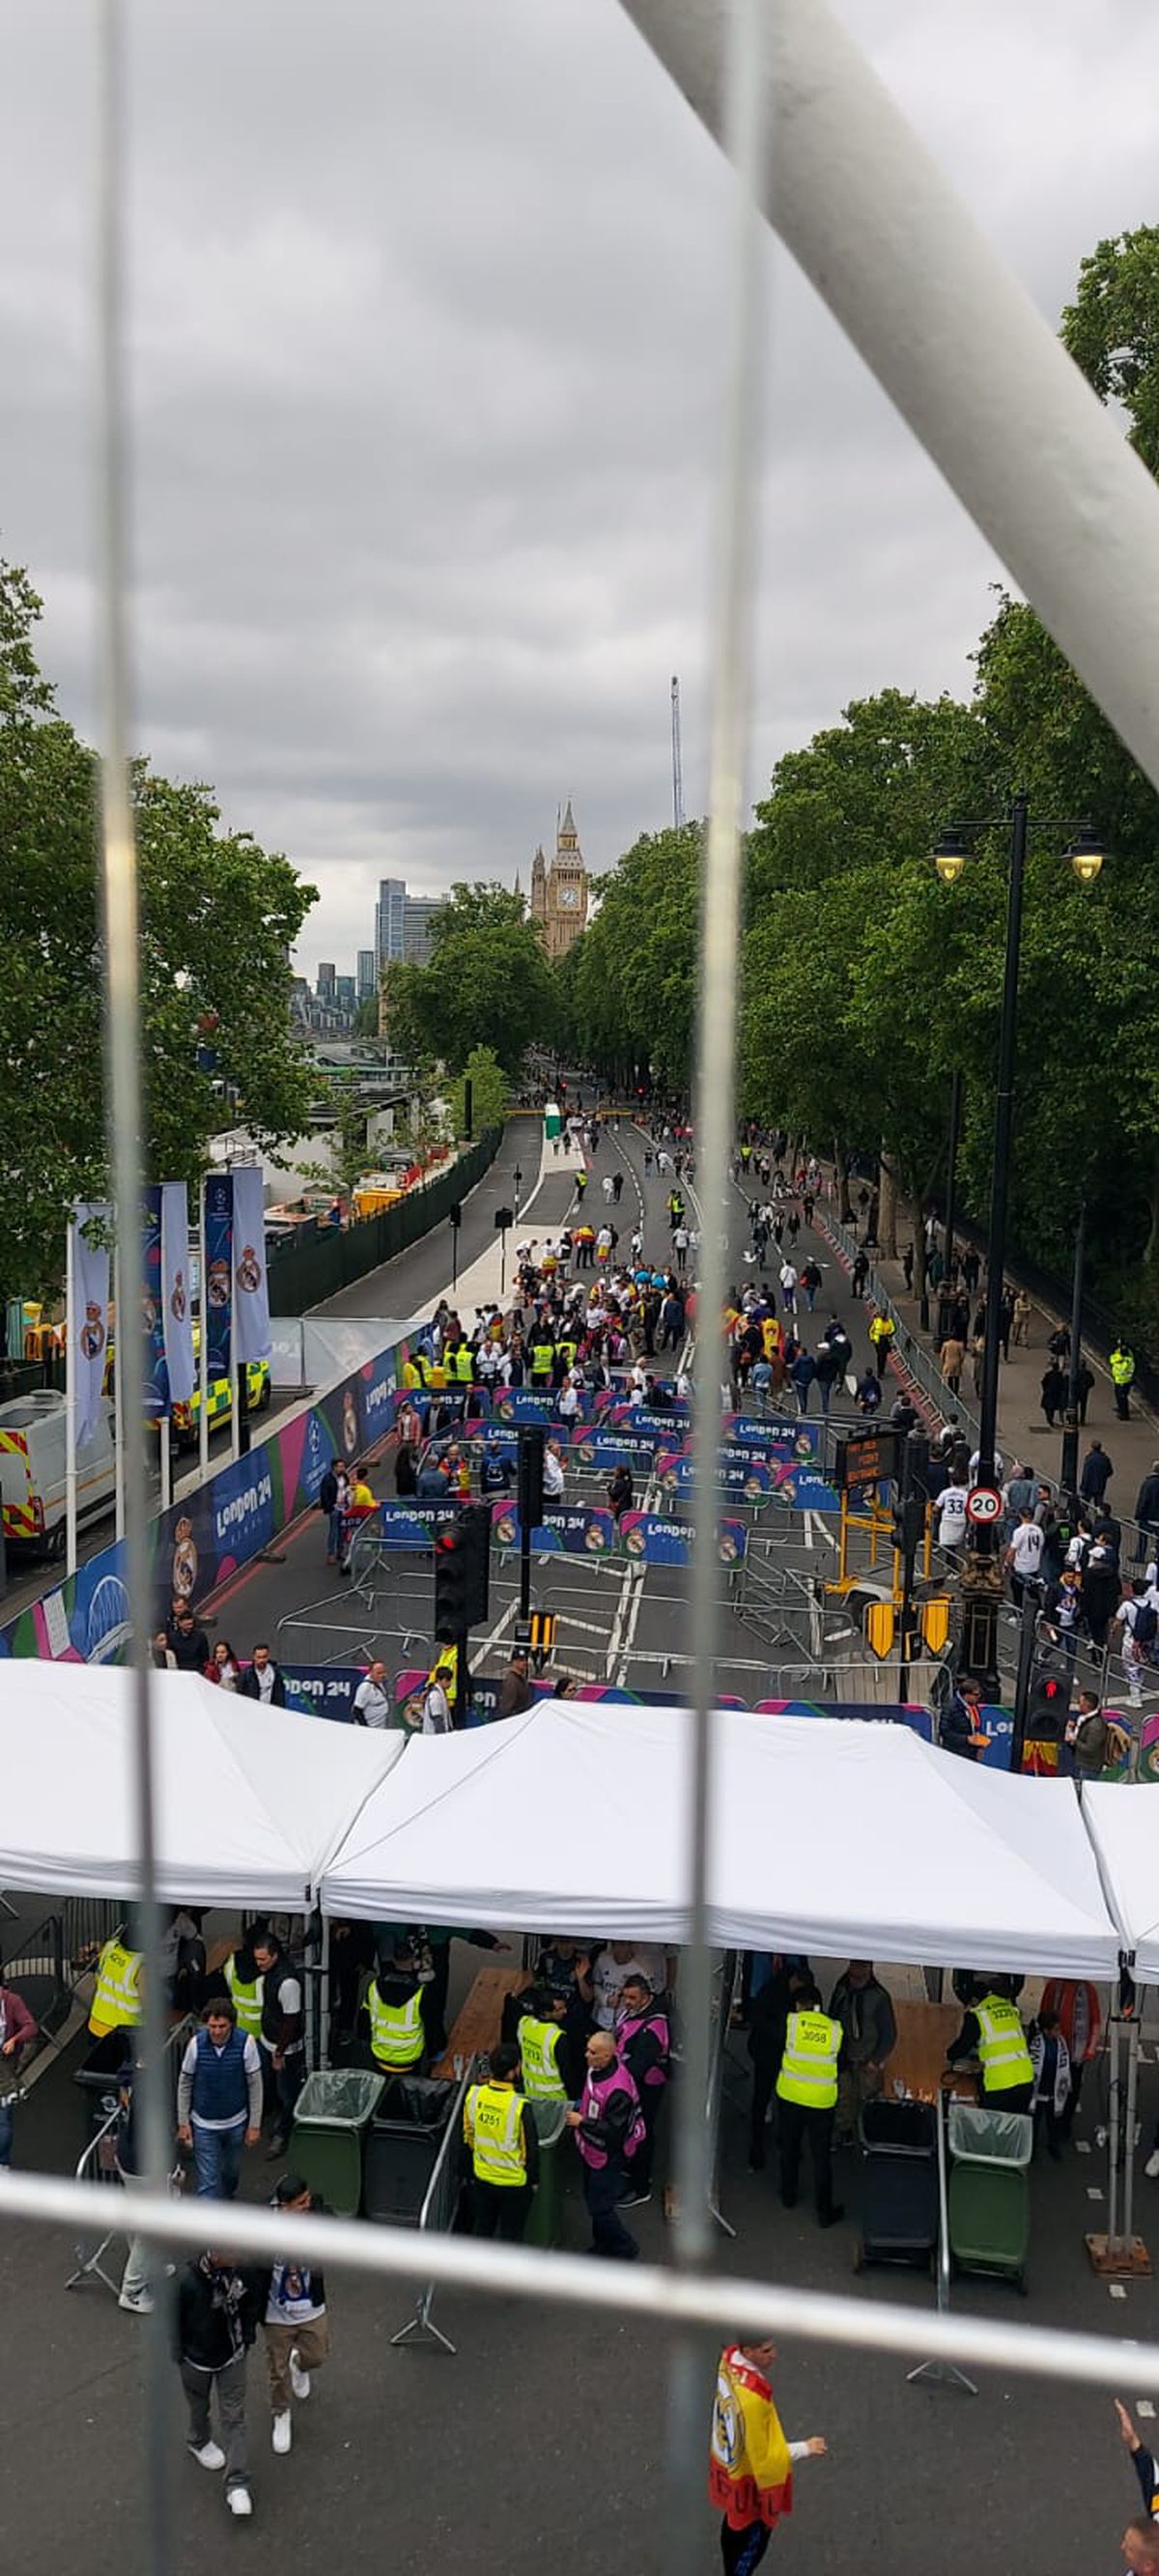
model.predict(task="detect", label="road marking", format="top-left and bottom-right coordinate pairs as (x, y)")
top-left (1110, 2284), bottom-right (1128, 2301)
top-left (1138, 2399), bottom-right (1156, 2418)
top-left (1087, 2185), bottom-right (1105, 2200)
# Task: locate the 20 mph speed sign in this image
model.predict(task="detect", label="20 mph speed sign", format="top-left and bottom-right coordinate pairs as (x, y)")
top-left (966, 1486), bottom-right (1003, 1525)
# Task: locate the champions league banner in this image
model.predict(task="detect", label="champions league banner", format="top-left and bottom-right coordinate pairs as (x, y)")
top-left (140, 1187), bottom-right (169, 1415)
top-left (160, 1180), bottom-right (195, 1405)
top-left (231, 1165), bottom-right (271, 1365)
top-left (490, 1503), bottom-right (617, 1557)
top-left (203, 1174), bottom-right (234, 1380)
top-left (71, 1203), bottom-right (111, 1449)
top-left (618, 1512), bottom-right (749, 1568)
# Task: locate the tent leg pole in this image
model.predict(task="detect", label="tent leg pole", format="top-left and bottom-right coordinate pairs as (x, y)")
top-left (1106, 2020), bottom-right (1121, 2251)
top-left (907, 2090), bottom-right (976, 2394)
top-left (1122, 2018), bottom-right (1139, 2258)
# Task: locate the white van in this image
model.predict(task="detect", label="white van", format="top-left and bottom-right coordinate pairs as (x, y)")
top-left (0, 1391), bottom-right (117, 1558)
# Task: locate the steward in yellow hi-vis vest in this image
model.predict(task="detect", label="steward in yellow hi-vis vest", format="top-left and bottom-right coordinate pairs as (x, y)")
top-left (773, 1982), bottom-right (844, 2229)
top-left (463, 2043), bottom-right (538, 2242)
top-left (709, 2338), bottom-right (828, 2555)
top-left (88, 1936), bottom-right (144, 2039)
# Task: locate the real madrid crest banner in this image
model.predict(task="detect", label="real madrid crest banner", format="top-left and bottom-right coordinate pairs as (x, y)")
top-left (71, 1203), bottom-right (111, 1449)
top-left (140, 1187), bottom-right (169, 1415)
top-left (204, 1173), bottom-right (234, 1381)
top-left (231, 1165), bottom-right (271, 1366)
top-left (160, 1180), bottom-right (195, 1404)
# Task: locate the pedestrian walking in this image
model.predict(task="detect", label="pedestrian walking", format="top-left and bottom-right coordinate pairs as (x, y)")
top-left (176, 1998), bottom-right (263, 2199)
top-left (263, 2174), bottom-right (330, 2455)
top-left (709, 2338), bottom-right (827, 2576)
top-left (777, 1260), bottom-right (798, 1316)
top-left (238, 1644), bottom-right (287, 1707)
top-left (352, 1658), bottom-right (392, 1728)
top-left (176, 2249), bottom-right (264, 2517)
top-left (1080, 1439), bottom-right (1114, 1508)
top-left (1040, 1361), bottom-right (1066, 1430)
top-left (1011, 1288), bottom-right (1032, 1345)
top-left (867, 1309), bottom-right (895, 1380)
top-left (250, 1929), bottom-right (305, 2157)
top-left (614, 1972), bottom-right (671, 2202)
top-left (851, 1248), bottom-right (869, 1299)
top-left (1111, 1338), bottom-right (1136, 1420)
top-left (318, 1457), bottom-right (343, 1564)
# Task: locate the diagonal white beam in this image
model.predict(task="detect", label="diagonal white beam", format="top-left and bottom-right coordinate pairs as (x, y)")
top-left (619, 0), bottom-right (1159, 793)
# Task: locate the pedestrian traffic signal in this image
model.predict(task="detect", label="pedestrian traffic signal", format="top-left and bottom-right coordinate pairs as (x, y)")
top-left (449, 1203), bottom-right (462, 1230)
top-left (1027, 1667), bottom-right (1069, 1742)
top-left (434, 1503), bottom-right (492, 1640)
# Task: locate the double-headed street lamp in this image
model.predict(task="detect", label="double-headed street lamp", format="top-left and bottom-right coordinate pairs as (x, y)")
top-left (929, 795), bottom-right (1107, 1696)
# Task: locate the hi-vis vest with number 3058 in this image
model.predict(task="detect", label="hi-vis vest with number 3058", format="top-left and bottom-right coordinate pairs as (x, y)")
top-left (517, 2014), bottom-right (567, 2101)
top-left (776, 2010), bottom-right (840, 2110)
top-left (466, 2081), bottom-right (527, 2186)
top-left (225, 1955), bottom-right (265, 2038)
top-left (89, 1939), bottom-right (144, 2038)
top-left (367, 1984), bottom-right (425, 2068)
top-left (974, 1996), bottom-right (1032, 2093)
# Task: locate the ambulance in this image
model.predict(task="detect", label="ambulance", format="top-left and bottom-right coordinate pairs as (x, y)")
top-left (166, 1326), bottom-right (270, 1453)
top-left (0, 1390), bottom-right (117, 1557)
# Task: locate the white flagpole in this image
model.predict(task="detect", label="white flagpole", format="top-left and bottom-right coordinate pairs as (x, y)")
top-left (65, 1216), bottom-right (78, 1577)
top-left (229, 1158), bottom-right (241, 1467)
top-left (113, 1238), bottom-right (126, 1542)
top-left (159, 1417), bottom-right (172, 1514)
top-left (198, 1175), bottom-right (211, 1483)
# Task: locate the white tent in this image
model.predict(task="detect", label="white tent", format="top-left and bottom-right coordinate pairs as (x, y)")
top-left (321, 1700), bottom-right (1119, 1975)
top-left (1077, 1784), bottom-right (1159, 1978)
top-left (0, 1663), bottom-right (405, 1906)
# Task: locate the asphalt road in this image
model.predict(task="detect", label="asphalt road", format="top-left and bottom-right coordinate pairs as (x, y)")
top-left (314, 1114), bottom-right (544, 1318)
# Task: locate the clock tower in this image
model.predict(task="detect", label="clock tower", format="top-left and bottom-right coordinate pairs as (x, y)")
top-left (529, 799), bottom-right (589, 961)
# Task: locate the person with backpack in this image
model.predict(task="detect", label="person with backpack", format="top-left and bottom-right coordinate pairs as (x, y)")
top-left (1115, 1585), bottom-right (1157, 1707)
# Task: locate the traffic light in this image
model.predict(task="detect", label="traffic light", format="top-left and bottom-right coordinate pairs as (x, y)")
top-left (434, 1503), bottom-right (492, 1640)
top-left (517, 1427), bottom-right (546, 1530)
top-left (891, 1493), bottom-right (925, 1557)
top-left (1027, 1665), bottom-right (1069, 1742)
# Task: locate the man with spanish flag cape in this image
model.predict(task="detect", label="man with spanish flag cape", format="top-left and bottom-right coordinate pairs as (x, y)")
top-left (709, 2338), bottom-right (827, 2573)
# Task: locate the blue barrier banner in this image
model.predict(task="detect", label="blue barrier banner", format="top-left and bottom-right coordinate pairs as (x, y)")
top-left (725, 1415), bottom-right (821, 1459)
top-left (657, 1456), bottom-right (771, 1500)
top-left (210, 1451), bottom-right (276, 1564)
top-left (603, 1402), bottom-right (690, 1440)
top-left (282, 1664), bottom-right (361, 1723)
top-left (767, 1462), bottom-right (843, 1511)
top-left (571, 1428), bottom-right (663, 1470)
top-left (619, 1512), bottom-right (748, 1567)
top-left (371, 1500), bottom-right (464, 1547)
top-left (489, 1504), bottom-right (617, 1557)
top-left (492, 1389), bottom-right (592, 1426)
top-left (594, 1380), bottom-right (685, 1419)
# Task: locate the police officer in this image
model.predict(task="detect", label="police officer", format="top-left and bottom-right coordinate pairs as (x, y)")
top-left (515, 1988), bottom-right (574, 2104)
top-left (1111, 1338), bottom-right (1137, 1422)
top-left (88, 1921), bottom-right (144, 2042)
top-left (775, 1980), bottom-right (844, 2227)
top-left (363, 1950), bottom-right (428, 2078)
top-left (463, 2040), bottom-right (538, 2241)
top-left (947, 1974), bottom-right (1033, 2110)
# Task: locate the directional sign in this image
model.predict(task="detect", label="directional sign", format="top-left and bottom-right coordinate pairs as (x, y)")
top-left (966, 1485), bottom-right (1003, 1525)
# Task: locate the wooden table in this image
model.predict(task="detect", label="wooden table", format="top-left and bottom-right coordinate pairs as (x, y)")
top-left (430, 1966), bottom-right (531, 2081)
top-left (887, 1999), bottom-right (977, 2105)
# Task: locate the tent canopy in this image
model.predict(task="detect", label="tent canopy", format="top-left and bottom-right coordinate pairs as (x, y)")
top-left (0, 1664), bottom-right (404, 1907)
top-left (1079, 1784), bottom-right (1159, 1979)
top-left (321, 1700), bottom-right (1119, 1976)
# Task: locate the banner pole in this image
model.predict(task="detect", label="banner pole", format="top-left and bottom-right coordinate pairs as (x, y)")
top-left (113, 1238), bottom-right (126, 1542)
top-left (198, 1176), bottom-right (211, 1484)
top-left (65, 1215), bottom-right (78, 1577)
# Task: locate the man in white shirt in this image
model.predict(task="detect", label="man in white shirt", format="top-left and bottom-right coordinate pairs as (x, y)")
top-left (935, 1482), bottom-right (969, 1552)
top-left (353, 1660), bottom-right (392, 1729)
top-left (176, 1999), bottom-right (263, 2199)
top-left (1004, 1509), bottom-right (1044, 1605)
top-left (778, 1260), bottom-right (799, 1316)
top-left (543, 1439), bottom-right (566, 1502)
top-left (557, 1380), bottom-right (580, 1426)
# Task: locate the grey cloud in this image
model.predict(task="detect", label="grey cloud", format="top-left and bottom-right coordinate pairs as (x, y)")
top-left (1, 0), bottom-right (1157, 977)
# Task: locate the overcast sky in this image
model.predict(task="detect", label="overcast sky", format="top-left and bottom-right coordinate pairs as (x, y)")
top-left (2, 2), bottom-right (1157, 978)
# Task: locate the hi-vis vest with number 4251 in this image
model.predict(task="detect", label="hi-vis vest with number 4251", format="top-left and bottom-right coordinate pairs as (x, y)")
top-left (517, 2014), bottom-right (567, 2101)
top-left (466, 2081), bottom-right (527, 2186)
top-left (367, 1984), bottom-right (425, 2068)
top-left (974, 1996), bottom-right (1032, 2093)
top-left (776, 2010), bottom-right (840, 2110)
top-left (89, 1939), bottom-right (144, 2039)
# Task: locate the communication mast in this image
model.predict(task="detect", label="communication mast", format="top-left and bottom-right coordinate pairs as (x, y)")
top-left (670, 673), bottom-right (685, 831)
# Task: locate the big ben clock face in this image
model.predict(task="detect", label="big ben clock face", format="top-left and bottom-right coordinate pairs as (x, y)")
top-left (558, 884), bottom-right (580, 910)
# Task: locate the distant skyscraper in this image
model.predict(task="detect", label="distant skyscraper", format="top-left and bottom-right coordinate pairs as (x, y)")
top-left (317, 961), bottom-right (337, 998)
top-left (356, 948), bottom-right (377, 1000)
top-left (335, 975), bottom-right (355, 1006)
top-left (403, 895), bottom-right (443, 965)
top-left (375, 878), bottom-right (406, 970)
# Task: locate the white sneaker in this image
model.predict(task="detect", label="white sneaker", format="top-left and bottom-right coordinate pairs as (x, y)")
top-left (1145, 2149), bottom-right (1159, 2180)
top-left (119, 2287), bottom-right (154, 2314)
top-left (226, 2487), bottom-right (253, 2518)
top-left (188, 2440), bottom-right (226, 2472)
top-left (289, 2351), bottom-right (311, 2401)
top-left (271, 2410), bottom-right (292, 2454)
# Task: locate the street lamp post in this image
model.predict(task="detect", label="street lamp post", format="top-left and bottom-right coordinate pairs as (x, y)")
top-left (930, 803), bottom-right (1105, 1701)
top-left (1060, 1193), bottom-right (1087, 1506)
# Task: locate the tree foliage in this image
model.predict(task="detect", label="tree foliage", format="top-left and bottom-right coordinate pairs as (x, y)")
top-left (381, 882), bottom-right (558, 1077)
top-left (0, 558), bottom-right (318, 1302)
top-left (451, 1043), bottom-right (508, 1142)
top-left (568, 826), bottom-right (702, 1088)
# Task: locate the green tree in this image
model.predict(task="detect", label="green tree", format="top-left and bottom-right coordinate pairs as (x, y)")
top-left (571, 825), bottom-right (702, 1086)
top-left (0, 556), bottom-right (318, 1301)
top-left (451, 1044), bottom-right (508, 1141)
top-left (381, 882), bottom-right (557, 1074)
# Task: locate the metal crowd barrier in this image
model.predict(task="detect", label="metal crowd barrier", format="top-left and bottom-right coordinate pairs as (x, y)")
top-left (389, 2058), bottom-right (476, 2356)
top-left (65, 2014), bottom-right (195, 2299)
